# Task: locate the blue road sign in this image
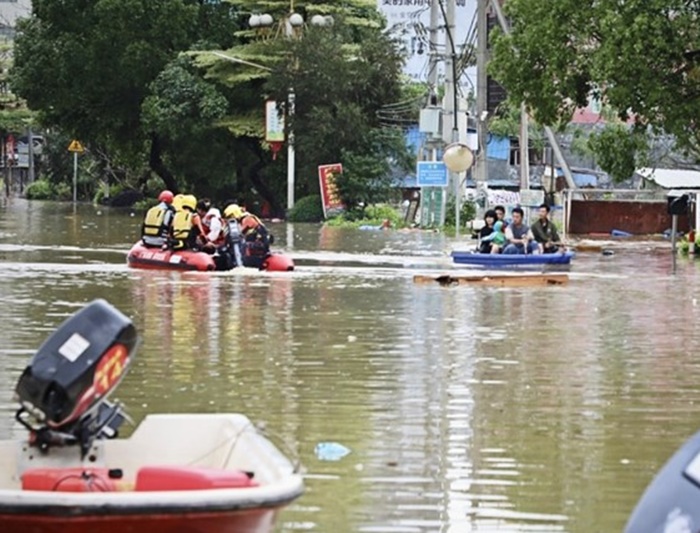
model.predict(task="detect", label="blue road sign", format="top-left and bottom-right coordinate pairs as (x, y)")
top-left (416, 161), bottom-right (448, 187)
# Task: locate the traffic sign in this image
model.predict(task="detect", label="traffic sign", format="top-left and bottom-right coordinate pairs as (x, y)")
top-left (416, 161), bottom-right (448, 187)
top-left (68, 140), bottom-right (84, 153)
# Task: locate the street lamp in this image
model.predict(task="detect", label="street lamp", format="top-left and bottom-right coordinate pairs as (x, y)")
top-left (248, 9), bottom-right (333, 212)
top-left (443, 142), bottom-right (475, 237)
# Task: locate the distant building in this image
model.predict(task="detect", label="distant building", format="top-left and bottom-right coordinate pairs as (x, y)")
top-left (0, 0), bottom-right (31, 39)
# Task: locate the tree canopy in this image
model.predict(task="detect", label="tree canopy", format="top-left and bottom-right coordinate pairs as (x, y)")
top-left (11, 0), bottom-right (242, 197)
top-left (10, 0), bottom-right (412, 211)
top-left (489, 0), bottom-right (700, 159)
top-left (195, 0), bottom-right (412, 212)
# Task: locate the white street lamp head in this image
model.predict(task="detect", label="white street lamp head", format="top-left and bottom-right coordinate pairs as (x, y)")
top-left (288, 12), bottom-right (304, 27)
top-left (248, 14), bottom-right (261, 28)
top-left (311, 14), bottom-right (334, 27)
top-left (259, 13), bottom-right (274, 27)
top-left (443, 143), bottom-right (475, 173)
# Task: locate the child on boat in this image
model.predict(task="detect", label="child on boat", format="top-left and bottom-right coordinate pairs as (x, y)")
top-left (480, 220), bottom-right (506, 254)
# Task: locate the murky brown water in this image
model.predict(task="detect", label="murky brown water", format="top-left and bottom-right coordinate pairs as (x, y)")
top-left (1, 197), bottom-right (699, 532)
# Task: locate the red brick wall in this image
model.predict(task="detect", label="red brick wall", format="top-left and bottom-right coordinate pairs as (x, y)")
top-left (569, 200), bottom-right (690, 235)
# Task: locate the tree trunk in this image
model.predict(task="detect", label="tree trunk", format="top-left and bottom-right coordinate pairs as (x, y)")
top-left (148, 133), bottom-right (179, 194)
top-left (245, 139), bottom-right (284, 218)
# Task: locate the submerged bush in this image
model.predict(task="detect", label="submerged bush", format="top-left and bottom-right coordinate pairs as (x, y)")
top-left (25, 179), bottom-right (53, 200)
top-left (26, 179), bottom-right (79, 201)
top-left (325, 203), bottom-right (403, 228)
top-left (444, 199), bottom-right (477, 229)
top-left (363, 204), bottom-right (402, 226)
top-left (289, 195), bottom-right (324, 222)
top-left (93, 184), bottom-right (126, 205)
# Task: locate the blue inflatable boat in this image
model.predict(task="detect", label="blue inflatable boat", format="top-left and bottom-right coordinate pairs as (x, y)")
top-left (451, 250), bottom-right (575, 267)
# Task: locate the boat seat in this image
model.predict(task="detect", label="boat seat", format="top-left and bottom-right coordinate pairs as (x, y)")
top-left (21, 467), bottom-right (119, 492)
top-left (134, 465), bottom-right (258, 491)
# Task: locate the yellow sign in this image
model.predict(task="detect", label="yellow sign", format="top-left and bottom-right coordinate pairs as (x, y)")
top-left (67, 140), bottom-right (84, 153)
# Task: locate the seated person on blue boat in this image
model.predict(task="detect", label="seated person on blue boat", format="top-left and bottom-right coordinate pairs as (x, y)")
top-left (530, 203), bottom-right (563, 254)
top-left (480, 219), bottom-right (506, 254)
top-left (478, 210), bottom-right (497, 253)
top-left (494, 204), bottom-right (510, 229)
top-left (503, 207), bottom-right (539, 255)
top-left (141, 190), bottom-right (175, 248)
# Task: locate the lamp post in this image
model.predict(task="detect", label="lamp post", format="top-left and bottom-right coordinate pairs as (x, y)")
top-left (248, 8), bottom-right (333, 212)
top-left (443, 142), bottom-right (475, 237)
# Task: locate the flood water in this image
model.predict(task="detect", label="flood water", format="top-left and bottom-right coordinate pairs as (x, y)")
top-left (1, 197), bottom-right (699, 533)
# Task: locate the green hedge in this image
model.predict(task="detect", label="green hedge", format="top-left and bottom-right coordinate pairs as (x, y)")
top-left (289, 195), bottom-right (324, 222)
top-left (25, 179), bottom-right (72, 201)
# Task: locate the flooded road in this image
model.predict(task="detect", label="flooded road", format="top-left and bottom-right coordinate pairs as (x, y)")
top-left (0, 198), bottom-right (699, 532)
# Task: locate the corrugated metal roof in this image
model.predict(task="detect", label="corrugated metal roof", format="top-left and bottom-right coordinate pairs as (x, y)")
top-left (572, 172), bottom-right (597, 187)
top-left (636, 168), bottom-right (700, 189)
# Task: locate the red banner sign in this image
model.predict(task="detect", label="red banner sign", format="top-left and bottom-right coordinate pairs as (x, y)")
top-left (318, 163), bottom-right (345, 218)
top-left (5, 135), bottom-right (14, 166)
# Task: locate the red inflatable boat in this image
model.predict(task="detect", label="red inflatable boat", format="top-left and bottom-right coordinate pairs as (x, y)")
top-left (126, 242), bottom-right (294, 272)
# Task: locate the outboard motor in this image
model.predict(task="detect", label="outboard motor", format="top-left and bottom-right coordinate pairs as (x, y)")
top-left (14, 299), bottom-right (139, 458)
top-left (625, 429), bottom-right (700, 532)
top-left (227, 218), bottom-right (244, 268)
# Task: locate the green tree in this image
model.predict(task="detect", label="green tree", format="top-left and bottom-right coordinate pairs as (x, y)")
top-left (586, 125), bottom-right (650, 183)
top-left (195, 0), bottom-right (412, 213)
top-left (11, 0), bottom-right (411, 208)
top-left (10, 0), bottom-right (240, 197)
top-left (489, 0), bottom-right (700, 157)
top-left (141, 56), bottom-right (234, 196)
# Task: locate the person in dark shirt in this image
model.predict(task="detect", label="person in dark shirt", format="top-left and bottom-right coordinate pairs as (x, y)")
top-left (530, 203), bottom-right (563, 254)
top-left (478, 210), bottom-right (498, 253)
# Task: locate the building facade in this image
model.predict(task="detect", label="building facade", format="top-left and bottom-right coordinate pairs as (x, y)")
top-left (0, 0), bottom-right (30, 39)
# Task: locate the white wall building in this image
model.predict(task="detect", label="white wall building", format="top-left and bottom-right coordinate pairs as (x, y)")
top-left (0, 0), bottom-right (31, 38)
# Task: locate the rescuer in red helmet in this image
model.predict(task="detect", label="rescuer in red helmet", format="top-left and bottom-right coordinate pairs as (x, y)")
top-left (141, 190), bottom-right (176, 248)
top-left (158, 190), bottom-right (174, 204)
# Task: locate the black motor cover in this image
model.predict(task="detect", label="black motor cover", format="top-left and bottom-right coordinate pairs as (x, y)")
top-left (14, 299), bottom-right (138, 430)
top-left (625, 429), bottom-right (700, 532)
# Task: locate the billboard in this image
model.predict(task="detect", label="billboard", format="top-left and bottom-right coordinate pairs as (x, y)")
top-left (318, 163), bottom-right (345, 219)
top-left (377, 0), bottom-right (477, 84)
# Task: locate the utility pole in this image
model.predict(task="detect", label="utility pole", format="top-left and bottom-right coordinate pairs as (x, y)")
top-left (519, 103), bottom-right (529, 189)
top-left (428, 0), bottom-right (439, 163)
top-left (419, 0), bottom-right (441, 229)
top-left (27, 127), bottom-right (35, 185)
top-left (445, 0), bottom-right (461, 232)
top-left (441, 0), bottom-right (459, 229)
top-left (475, 0), bottom-right (488, 183)
top-left (428, 0), bottom-right (439, 96)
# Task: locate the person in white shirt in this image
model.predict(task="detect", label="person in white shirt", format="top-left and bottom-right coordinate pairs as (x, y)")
top-left (195, 199), bottom-right (226, 251)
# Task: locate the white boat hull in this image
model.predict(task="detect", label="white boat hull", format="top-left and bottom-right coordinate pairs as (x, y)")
top-left (0, 413), bottom-right (304, 533)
